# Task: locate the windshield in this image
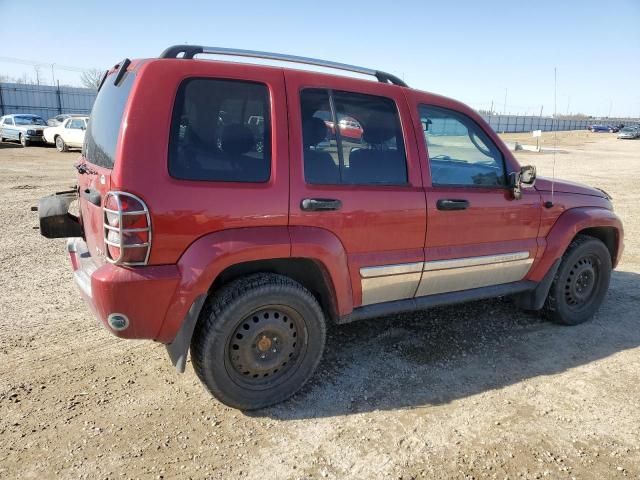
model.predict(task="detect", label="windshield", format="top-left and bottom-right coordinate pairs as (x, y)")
top-left (621, 127), bottom-right (634, 132)
top-left (14, 116), bottom-right (46, 126)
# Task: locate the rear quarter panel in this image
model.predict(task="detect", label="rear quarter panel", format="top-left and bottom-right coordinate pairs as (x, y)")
top-left (112, 59), bottom-right (290, 265)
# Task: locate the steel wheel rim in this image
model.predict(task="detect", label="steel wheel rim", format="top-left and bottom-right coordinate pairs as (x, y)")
top-left (564, 254), bottom-right (599, 309)
top-left (56, 137), bottom-right (63, 151)
top-left (224, 305), bottom-right (306, 390)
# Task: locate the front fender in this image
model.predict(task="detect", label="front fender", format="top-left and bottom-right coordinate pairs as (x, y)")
top-left (528, 207), bottom-right (624, 282)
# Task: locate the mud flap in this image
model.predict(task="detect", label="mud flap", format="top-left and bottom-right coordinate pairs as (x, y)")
top-left (513, 258), bottom-right (562, 310)
top-left (37, 191), bottom-right (83, 239)
top-left (166, 294), bottom-right (207, 373)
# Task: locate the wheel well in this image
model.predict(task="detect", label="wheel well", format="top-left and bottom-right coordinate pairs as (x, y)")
top-left (577, 227), bottom-right (618, 264)
top-left (211, 258), bottom-right (338, 322)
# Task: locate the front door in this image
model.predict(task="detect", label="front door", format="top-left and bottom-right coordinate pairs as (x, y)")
top-left (409, 98), bottom-right (541, 296)
top-left (285, 71), bottom-right (426, 309)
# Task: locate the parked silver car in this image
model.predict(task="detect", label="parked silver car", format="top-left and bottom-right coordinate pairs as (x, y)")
top-left (0, 114), bottom-right (48, 147)
top-left (617, 126), bottom-right (640, 139)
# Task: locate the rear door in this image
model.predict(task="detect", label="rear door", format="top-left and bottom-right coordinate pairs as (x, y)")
top-left (407, 92), bottom-right (541, 296)
top-left (285, 70), bottom-right (426, 308)
top-left (65, 118), bottom-right (86, 146)
top-left (1, 117), bottom-right (16, 139)
top-left (79, 68), bottom-right (137, 263)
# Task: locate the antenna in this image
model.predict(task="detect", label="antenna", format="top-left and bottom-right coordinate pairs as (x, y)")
top-left (551, 67), bottom-right (557, 206)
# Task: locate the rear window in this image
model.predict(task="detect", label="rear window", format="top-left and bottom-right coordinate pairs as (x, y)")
top-left (84, 71), bottom-right (135, 169)
top-left (168, 78), bottom-right (271, 183)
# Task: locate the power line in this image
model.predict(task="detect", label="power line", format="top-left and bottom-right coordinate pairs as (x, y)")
top-left (0, 56), bottom-right (95, 73)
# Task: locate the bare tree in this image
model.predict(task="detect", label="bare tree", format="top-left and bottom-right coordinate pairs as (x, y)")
top-left (80, 68), bottom-right (103, 89)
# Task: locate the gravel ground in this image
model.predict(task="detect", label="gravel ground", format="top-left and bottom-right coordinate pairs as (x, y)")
top-left (1, 132), bottom-right (639, 479)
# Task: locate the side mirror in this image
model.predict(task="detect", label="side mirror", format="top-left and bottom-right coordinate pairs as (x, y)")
top-left (509, 165), bottom-right (537, 200)
top-left (520, 165), bottom-right (536, 186)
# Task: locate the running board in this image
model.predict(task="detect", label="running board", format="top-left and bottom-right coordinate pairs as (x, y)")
top-left (337, 281), bottom-right (536, 324)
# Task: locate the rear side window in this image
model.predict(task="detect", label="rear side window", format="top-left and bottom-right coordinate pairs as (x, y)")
top-left (84, 71), bottom-right (135, 169)
top-left (300, 89), bottom-right (407, 185)
top-left (168, 78), bottom-right (270, 183)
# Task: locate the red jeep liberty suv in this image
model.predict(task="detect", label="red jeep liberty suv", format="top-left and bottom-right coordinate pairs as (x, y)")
top-left (38, 45), bottom-right (624, 410)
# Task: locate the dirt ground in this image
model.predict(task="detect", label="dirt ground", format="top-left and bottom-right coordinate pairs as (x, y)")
top-left (1, 131), bottom-right (639, 480)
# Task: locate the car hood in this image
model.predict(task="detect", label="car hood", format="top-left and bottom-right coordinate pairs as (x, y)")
top-left (535, 177), bottom-right (607, 198)
top-left (13, 124), bottom-right (47, 130)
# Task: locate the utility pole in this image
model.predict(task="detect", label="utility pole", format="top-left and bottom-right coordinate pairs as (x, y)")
top-left (566, 96), bottom-right (570, 116)
top-left (503, 88), bottom-right (507, 115)
top-left (51, 63), bottom-right (56, 85)
top-left (539, 105), bottom-right (543, 117)
top-left (489, 100), bottom-right (494, 116)
top-left (34, 66), bottom-right (41, 85)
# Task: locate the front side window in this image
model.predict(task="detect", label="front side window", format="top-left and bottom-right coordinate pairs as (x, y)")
top-left (420, 105), bottom-right (506, 187)
top-left (169, 78), bottom-right (270, 183)
top-left (301, 89), bottom-right (407, 185)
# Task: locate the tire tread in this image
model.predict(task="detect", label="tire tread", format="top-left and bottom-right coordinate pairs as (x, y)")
top-left (191, 273), bottom-right (326, 409)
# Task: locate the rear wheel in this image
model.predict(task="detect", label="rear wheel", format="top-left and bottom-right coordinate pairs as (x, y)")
top-left (191, 273), bottom-right (326, 410)
top-left (55, 135), bottom-right (67, 152)
top-left (544, 235), bottom-right (612, 325)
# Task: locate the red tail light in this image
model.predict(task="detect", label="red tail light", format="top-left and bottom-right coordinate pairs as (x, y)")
top-left (103, 192), bottom-right (151, 266)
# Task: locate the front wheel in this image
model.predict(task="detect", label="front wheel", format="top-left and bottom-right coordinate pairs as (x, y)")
top-left (20, 134), bottom-right (29, 147)
top-left (544, 235), bottom-right (612, 325)
top-left (191, 273), bottom-right (326, 410)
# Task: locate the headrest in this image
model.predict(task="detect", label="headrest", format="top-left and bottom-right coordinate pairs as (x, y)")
top-left (303, 117), bottom-right (328, 148)
top-left (362, 115), bottom-right (396, 144)
top-left (221, 124), bottom-right (255, 155)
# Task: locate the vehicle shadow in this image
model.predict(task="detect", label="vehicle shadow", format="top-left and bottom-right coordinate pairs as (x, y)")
top-left (0, 141), bottom-right (22, 149)
top-left (257, 269), bottom-right (640, 419)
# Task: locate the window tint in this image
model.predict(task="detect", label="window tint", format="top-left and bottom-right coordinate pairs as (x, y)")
top-left (169, 78), bottom-right (270, 183)
top-left (69, 119), bottom-right (85, 129)
top-left (301, 89), bottom-right (407, 185)
top-left (15, 116), bottom-right (46, 126)
top-left (420, 105), bottom-right (505, 187)
top-left (84, 71), bottom-right (135, 168)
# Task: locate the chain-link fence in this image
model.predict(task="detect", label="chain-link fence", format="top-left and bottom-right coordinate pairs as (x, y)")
top-left (480, 114), bottom-right (638, 133)
top-left (1, 81), bottom-right (637, 133)
top-left (0, 82), bottom-right (96, 121)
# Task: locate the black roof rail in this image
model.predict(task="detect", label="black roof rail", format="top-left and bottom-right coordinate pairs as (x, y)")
top-left (159, 44), bottom-right (408, 87)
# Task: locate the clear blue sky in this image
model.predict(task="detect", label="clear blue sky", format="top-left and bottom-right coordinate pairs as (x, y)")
top-left (1, 0), bottom-right (639, 117)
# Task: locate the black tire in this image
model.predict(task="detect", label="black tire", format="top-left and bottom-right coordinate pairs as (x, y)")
top-left (19, 134), bottom-right (28, 147)
top-left (191, 273), bottom-right (327, 410)
top-left (544, 234), bottom-right (612, 325)
top-left (55, 135), bottom-right (67, 152)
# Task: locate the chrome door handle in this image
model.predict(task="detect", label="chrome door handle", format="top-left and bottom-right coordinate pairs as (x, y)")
top-left (436, 199), bottom-right (469, 211)
top-left (300, 198), bottom-right (342, 211)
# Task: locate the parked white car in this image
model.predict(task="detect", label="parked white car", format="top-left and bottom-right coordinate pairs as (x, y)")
top-left (43, 116), bottom-right (89, 151)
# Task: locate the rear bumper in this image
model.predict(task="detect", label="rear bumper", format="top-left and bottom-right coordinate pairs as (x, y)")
top-left (26, 135), bottom-right (45, 142)
top-left (67, 238), bottom-right (182, 341)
